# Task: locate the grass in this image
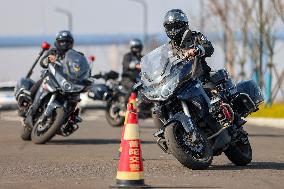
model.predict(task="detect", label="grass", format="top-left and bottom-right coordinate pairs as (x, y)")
top-left (249, 103), bottom-right (284, 118)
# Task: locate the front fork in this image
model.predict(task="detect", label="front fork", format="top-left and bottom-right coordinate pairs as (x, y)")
top-left (153, 100), bottom-right (196, 153)
top-left (44, 93), bottom-right (57, 117)
top-left (24, 91), bottom-right (57, 128)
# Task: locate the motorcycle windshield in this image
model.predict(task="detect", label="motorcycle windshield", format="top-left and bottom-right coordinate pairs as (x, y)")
top-left (140, 44), bottom-right (193, 101)
top-left (60, 50), bottom-right (91, 83)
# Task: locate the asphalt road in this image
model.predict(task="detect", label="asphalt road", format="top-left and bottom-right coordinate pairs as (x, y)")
top-left (0, 110), bottom-right (283, 189)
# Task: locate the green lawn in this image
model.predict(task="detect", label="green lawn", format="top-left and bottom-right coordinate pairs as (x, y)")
top-left (249, 103), bottom-right (284, 118)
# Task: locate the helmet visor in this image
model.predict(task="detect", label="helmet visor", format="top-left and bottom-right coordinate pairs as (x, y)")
top-left (164, 22), bottom-right (186, 31)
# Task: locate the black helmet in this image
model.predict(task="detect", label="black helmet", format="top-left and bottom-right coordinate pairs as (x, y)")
top-left (163, 9), bottom-right (188, 41)
top-left (129, 39), bottom-right (143, 54)
top-left (54, 30), bottom-right (74, 53)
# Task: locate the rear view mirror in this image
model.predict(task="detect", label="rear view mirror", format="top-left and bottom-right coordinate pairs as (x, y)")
top-left (41, 41), bottom-right (51, 50)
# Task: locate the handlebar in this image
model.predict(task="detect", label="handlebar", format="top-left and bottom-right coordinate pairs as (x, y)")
top-left (91, 70), bottom-right (119, 81)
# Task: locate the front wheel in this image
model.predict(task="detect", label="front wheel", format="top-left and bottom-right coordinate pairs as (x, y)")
top-left (165, 122), bottom-right (213, 170)
top-left (225, 131), bottom-right (252, 166)
top-left (105, 97), bottom-right (126, 127)
top-left (20, 126), bottom-right (31, 141)
top-left (31, 108), bottom-right (65, 144)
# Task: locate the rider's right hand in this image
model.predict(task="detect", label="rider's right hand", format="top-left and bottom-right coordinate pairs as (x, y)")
top-left (184, 48), bottom-right (197, 59)
top-left (135, 64), bottom-right (141, 70)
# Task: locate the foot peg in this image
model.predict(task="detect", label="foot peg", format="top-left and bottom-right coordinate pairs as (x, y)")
top-left (154, 129), bottom-right (169, 153)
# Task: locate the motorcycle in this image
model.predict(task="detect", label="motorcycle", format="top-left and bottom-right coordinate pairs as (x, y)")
top-left (14, 42), bottom-right (93, 144)
top-left (136, 43), bottom-right (263, 170)
top-left (88, 71), bottom-right (156, 127)
top-left (88, 71), bottom-right (127, 127)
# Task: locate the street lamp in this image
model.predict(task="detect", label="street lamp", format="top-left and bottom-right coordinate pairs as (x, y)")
top-left (54, 8), bottom-right (73, 32)
top-left (129, 0), bottom-right (148, 48)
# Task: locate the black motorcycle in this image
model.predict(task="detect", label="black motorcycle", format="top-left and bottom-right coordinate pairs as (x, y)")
top-left (88, 71), bottom-right (127, 127)
top-left (137, 44), bottom-right (263, 170)
top-left (15, 43), bottom-right (93, 144)
top-left (88, 71), bottom-right (157, 127)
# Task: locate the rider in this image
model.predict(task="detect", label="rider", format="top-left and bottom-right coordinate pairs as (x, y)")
top-left (163, 9), bottom-right (214, 81)
top-left (30, 30), bottom-right (75, 99)
top-left (121, 39), bottom-right (143, 90)
top-left (24, 30), bottom-right (81, 127)
top-left (162, 9), bottom-right (231, 152)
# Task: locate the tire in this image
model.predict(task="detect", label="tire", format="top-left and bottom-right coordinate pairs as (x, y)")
top-left (105, 107), bottom-right (124, 127)
top-left (165, 122), bottom-right (213, 170)
top-left (31, 108), bottom-right (65, 144)
top-left (105, 98), bottom-right (125, 127)
top-left (225, 141), bottom-right (252, 166)
top-left (20, 126), bottom-right (31, 141)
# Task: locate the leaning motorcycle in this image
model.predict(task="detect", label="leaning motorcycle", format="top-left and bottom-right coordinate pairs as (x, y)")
top-left (14, 42), bottom-right (93, 144)
top-left (137, 43), bottom-right (263, 170)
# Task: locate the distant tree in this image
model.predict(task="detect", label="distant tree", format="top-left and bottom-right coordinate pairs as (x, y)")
top-left (208, 0), bottom-right (236, 78)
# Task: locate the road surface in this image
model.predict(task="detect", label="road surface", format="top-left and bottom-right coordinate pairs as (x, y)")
top-left (0, 110), bottom-right (283, 189)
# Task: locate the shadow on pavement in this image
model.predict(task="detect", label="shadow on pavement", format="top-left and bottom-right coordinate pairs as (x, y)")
top-left (249, 134), bottom-right (284, 138)
top-left (140, 186), bottom-right (221, 189)
top-left (209, 161), bottom-right (284, 170)
top-left (48, 138), bottom-right (156, 145)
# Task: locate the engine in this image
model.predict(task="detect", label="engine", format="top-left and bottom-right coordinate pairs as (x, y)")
top-left (209, 96), bottom-right (234, 128)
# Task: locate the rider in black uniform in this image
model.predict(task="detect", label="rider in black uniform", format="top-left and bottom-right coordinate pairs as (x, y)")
top-left (30, 30), bottom-right (75, 99)
top-left (162, 9), bottom-right (231, 152)
top-left (121, 39), bottom-right (143, 90)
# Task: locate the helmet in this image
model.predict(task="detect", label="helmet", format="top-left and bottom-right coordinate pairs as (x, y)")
top-left (163, 9), bottom-right (188, 41)
top-left (54, 30), bottom-right (74, 53)
top-left (129, 39), bottom-right (143, 54)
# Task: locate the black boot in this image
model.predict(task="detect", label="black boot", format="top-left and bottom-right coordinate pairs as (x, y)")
top-left (205, 116), bottom-right (231, 155)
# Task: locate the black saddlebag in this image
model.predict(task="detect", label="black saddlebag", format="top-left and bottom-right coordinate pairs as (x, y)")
top-left (231, 80), bottom-right (263, 117)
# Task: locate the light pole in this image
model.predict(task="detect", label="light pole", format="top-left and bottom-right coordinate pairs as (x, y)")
top-left (129, 0), bottom-right (148, 48)
top-left (54, 8), bottom-right (73, 32)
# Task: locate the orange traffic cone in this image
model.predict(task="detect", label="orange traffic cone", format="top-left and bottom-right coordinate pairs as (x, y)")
top-left (112, 103), bottom-right (148, 188)
top-left (128, 92), bottom-right (137, 109)
top-left (118, 104), bottom-right (131, 155)
top-left (118, 94), bottom-right (138, 155)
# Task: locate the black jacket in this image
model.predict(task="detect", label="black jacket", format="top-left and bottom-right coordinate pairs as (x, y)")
top-left (122, 52), bottom-right (142, 81)
top-left (169, 29), bottom-right (214, 78)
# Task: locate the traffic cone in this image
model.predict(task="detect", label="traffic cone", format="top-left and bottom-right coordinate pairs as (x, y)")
top-left (118, 104), bottom-right (130, 155)
top-left (128, 92), bottom-right (137, 109)
top-left (118, 95), bottom-right (137, 156)
top-left (112, 103), bottom-right (148, 188)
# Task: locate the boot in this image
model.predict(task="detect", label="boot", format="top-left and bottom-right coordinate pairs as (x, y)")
top-left (205, 116), bottom-right (231, 154)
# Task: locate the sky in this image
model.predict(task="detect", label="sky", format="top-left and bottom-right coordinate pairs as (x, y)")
top-left (0, 0), bottom-right (201, 36)
top-left (0, 0), bottom-right (205, 81)
top-left (0, 0), bottom-right (283, 101)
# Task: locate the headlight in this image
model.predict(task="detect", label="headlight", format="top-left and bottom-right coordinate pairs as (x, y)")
top-left (62, 81), bottom-right (72, 91)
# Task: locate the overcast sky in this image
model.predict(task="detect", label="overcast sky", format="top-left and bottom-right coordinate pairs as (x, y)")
top-left (0, 0), bottom-right (202, 36)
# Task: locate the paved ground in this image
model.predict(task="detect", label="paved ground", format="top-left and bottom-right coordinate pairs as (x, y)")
top-left (0, 110), bottom-right (283, 189)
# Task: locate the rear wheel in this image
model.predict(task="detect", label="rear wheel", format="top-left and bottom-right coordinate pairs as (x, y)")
top-left (165, 122), bottom-right (213, 170)
top-left (31, 108), bottom-right (65, 144)
top-left (225, 130), bottom-right (252, 166)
